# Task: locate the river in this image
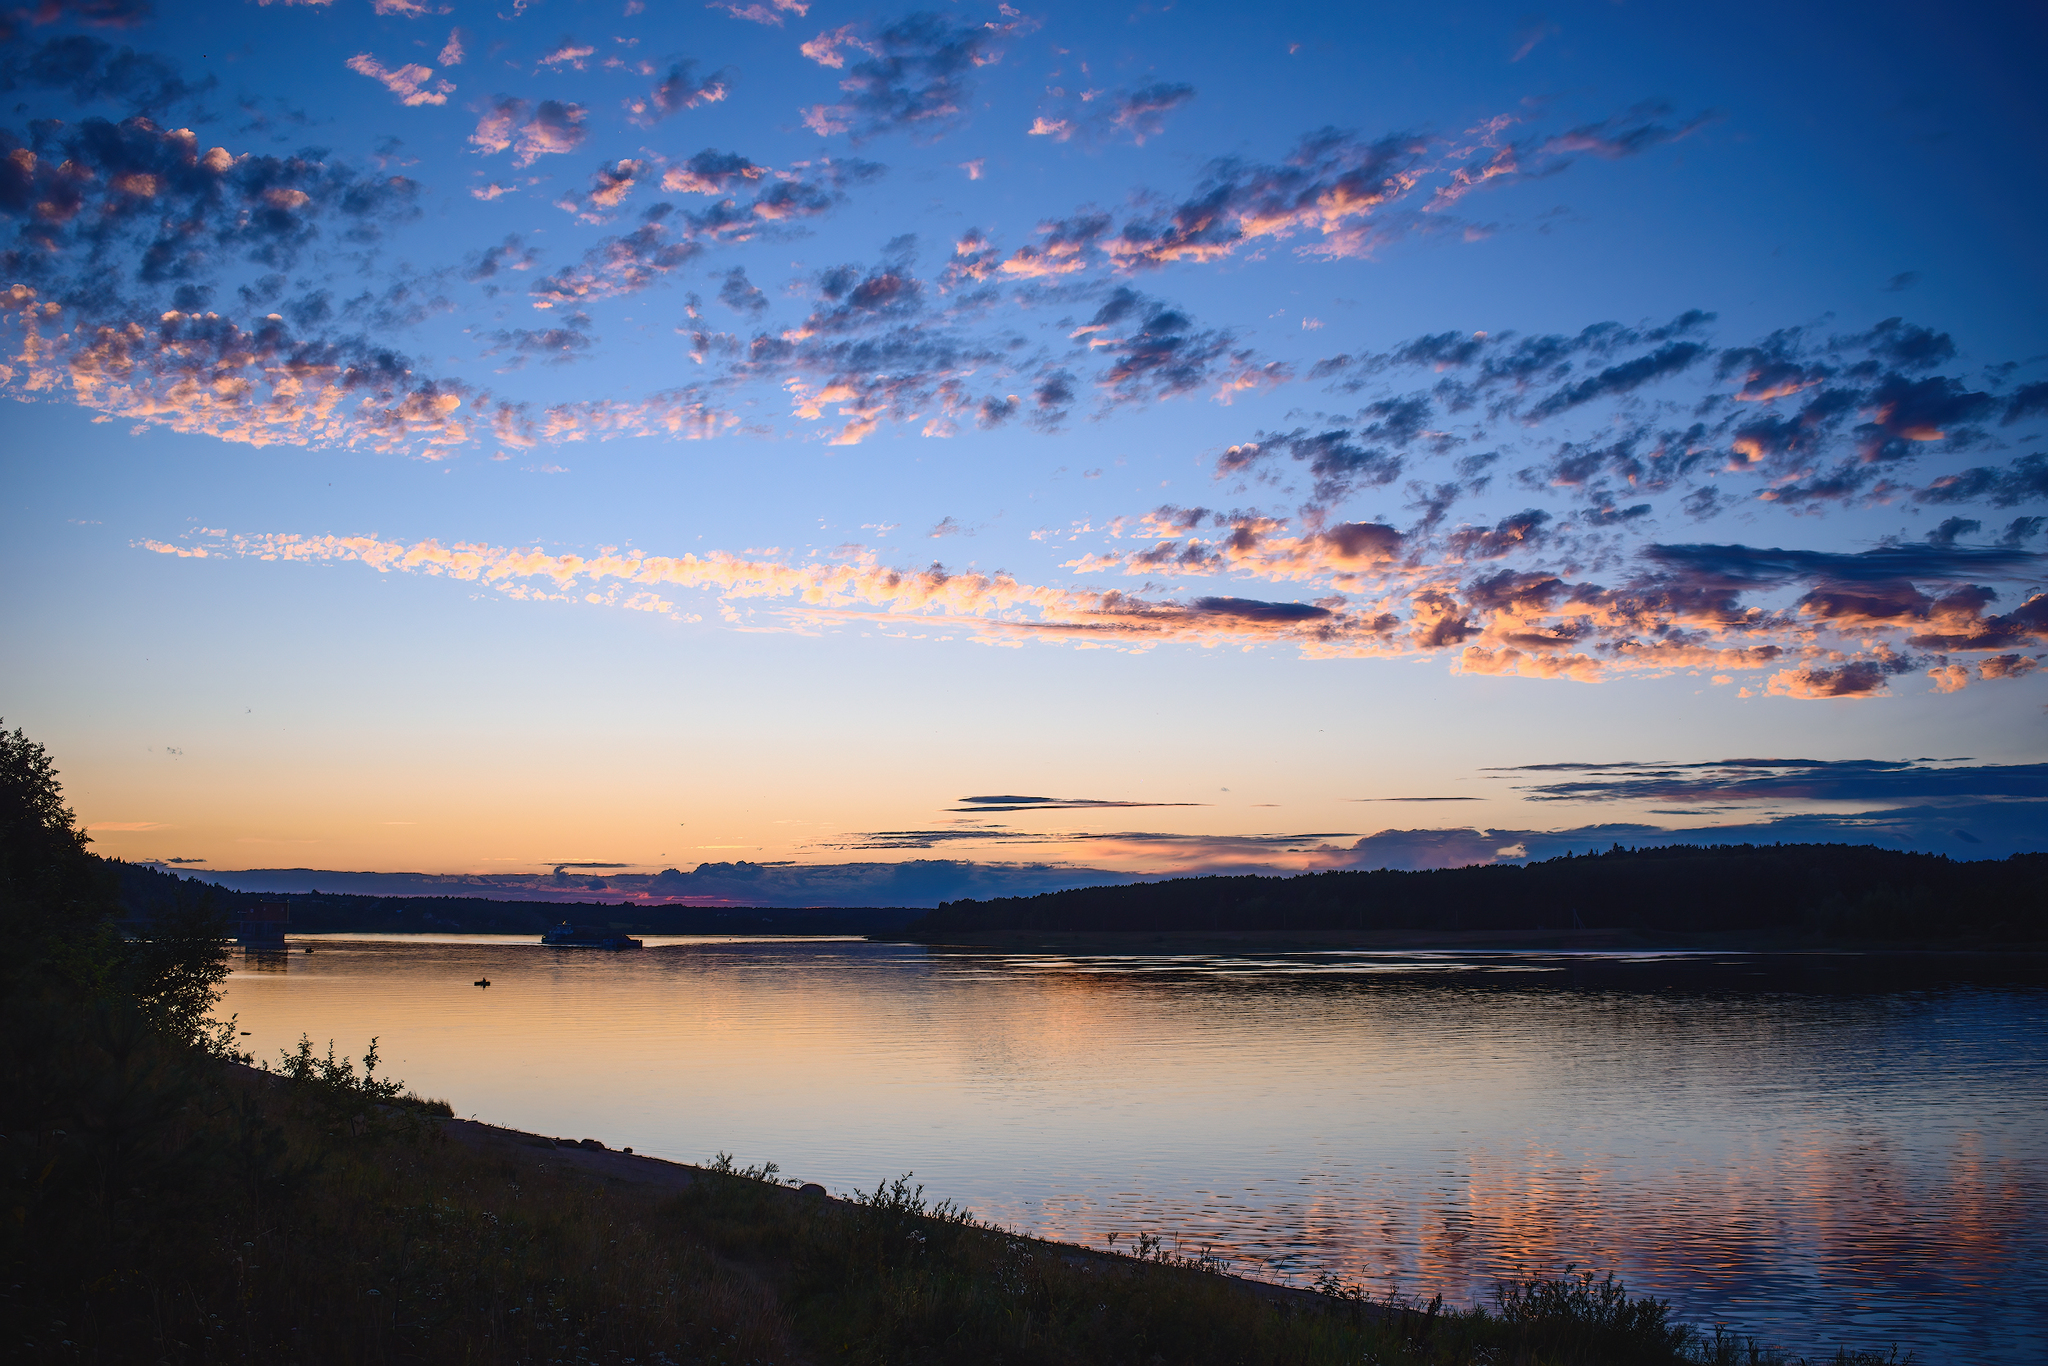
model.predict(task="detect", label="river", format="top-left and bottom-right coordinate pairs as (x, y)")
top-left (216, 936), bottom-right (2048, 1362)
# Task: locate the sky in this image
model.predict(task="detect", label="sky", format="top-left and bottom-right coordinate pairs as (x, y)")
top-left (2, 0), bottom-right (2044, 905)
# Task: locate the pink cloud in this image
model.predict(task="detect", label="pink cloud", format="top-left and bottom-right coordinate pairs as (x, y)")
top-left (345, 53), bottom-right (454, 107)
top-left (538, 39), bottom-right (596, 72)
top-left (714, 0), bottom-right (808, 27)
top-left (470, 98), bottom-right (588, 165)
top-left (556, 158), bottom-right (646, 222)
top-left (800, 23), bottom-right (876, 68)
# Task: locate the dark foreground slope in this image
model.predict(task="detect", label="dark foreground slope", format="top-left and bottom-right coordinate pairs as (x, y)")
top-left (909, 843), bottom-right (2047, 943)
top-left (20, 1047), bottom-right (1908, 1366)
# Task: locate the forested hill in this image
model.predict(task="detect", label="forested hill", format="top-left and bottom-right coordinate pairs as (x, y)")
top-left (106, 859), bottom-right (921, 936)
top-left (907, 844), bottom-right (2047, 941)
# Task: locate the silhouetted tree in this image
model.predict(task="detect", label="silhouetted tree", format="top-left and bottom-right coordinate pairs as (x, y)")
top-left (0, 718), bottom-right (233, 1041)
top-left (0, 719), bottom-right (120, 974)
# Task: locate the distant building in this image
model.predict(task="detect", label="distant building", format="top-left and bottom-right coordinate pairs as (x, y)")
top-left (237, 900), bottom-right (289, 950)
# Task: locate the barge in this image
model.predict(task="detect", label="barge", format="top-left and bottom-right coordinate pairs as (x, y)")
top-left (541, 922), bottom-right (644, 950)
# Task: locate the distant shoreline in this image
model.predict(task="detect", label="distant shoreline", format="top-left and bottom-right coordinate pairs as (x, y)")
top-left (896, 926), bottom-right (2048, 955)
top-left (261, 925), bottom-right (2048, 954)
top-left (256, 925), bottom-right (2048, 958)
top-left (247, 929), bottom-right (2048, 990)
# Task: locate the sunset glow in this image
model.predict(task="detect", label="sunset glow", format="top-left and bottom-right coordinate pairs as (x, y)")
top-left (2, 0), bottom-right (2041, 899)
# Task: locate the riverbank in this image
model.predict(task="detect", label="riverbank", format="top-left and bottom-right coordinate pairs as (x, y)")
top-left (437, 1103), bottom-right (1332, 1314)
top-left (12, 1048), bottom-right (1911, 1365)
top-left (326, 1073), bottom-right (1913, 1366)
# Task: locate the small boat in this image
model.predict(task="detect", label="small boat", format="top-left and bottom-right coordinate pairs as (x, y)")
top-left (541, 922), bottom-right (644, 950)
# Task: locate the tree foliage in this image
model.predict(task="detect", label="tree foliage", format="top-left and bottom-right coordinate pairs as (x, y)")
top-left (0, 717), bottom-right (235, 1045)
top-left (0, 719), bottom-right (117, 956)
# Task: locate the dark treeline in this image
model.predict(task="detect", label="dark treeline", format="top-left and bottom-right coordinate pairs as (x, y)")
top-left (110, 860), bottom-right (922, 936)
top-left (910, 843), bottom-right (2048, 941)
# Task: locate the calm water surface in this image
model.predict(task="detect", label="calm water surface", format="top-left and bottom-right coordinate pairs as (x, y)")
top-left (217, 937), bottom-right (2048, 1362)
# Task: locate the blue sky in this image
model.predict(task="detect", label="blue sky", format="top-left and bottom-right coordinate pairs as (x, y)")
top-left (3, 0), bottom-right (2044, 901)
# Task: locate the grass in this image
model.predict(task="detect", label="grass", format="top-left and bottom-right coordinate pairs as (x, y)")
top-left (4, 1036), bottom-right (1916, 1366)
top-left (664, 1164), bottom-right (1913, 1366)
top-left (6, 1035), bottom-right (793, 1365)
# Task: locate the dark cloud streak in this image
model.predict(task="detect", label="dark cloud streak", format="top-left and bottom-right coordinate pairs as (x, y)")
top-left (1495, 757), bottom-right (2048, 805)
top-left (0, 33), bottom-right (205, 112)
top-left (950, 795), bottom-right (1206, 812)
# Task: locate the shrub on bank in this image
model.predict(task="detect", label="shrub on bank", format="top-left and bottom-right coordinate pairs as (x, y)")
top-left (666, 1161), bottom-right (1909, 1366)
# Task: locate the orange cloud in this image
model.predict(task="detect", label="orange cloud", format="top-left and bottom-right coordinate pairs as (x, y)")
top-left (138, 520), bottom-right (1991, 700)
top-left (1928, 663), bottom-right (1972, 693)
